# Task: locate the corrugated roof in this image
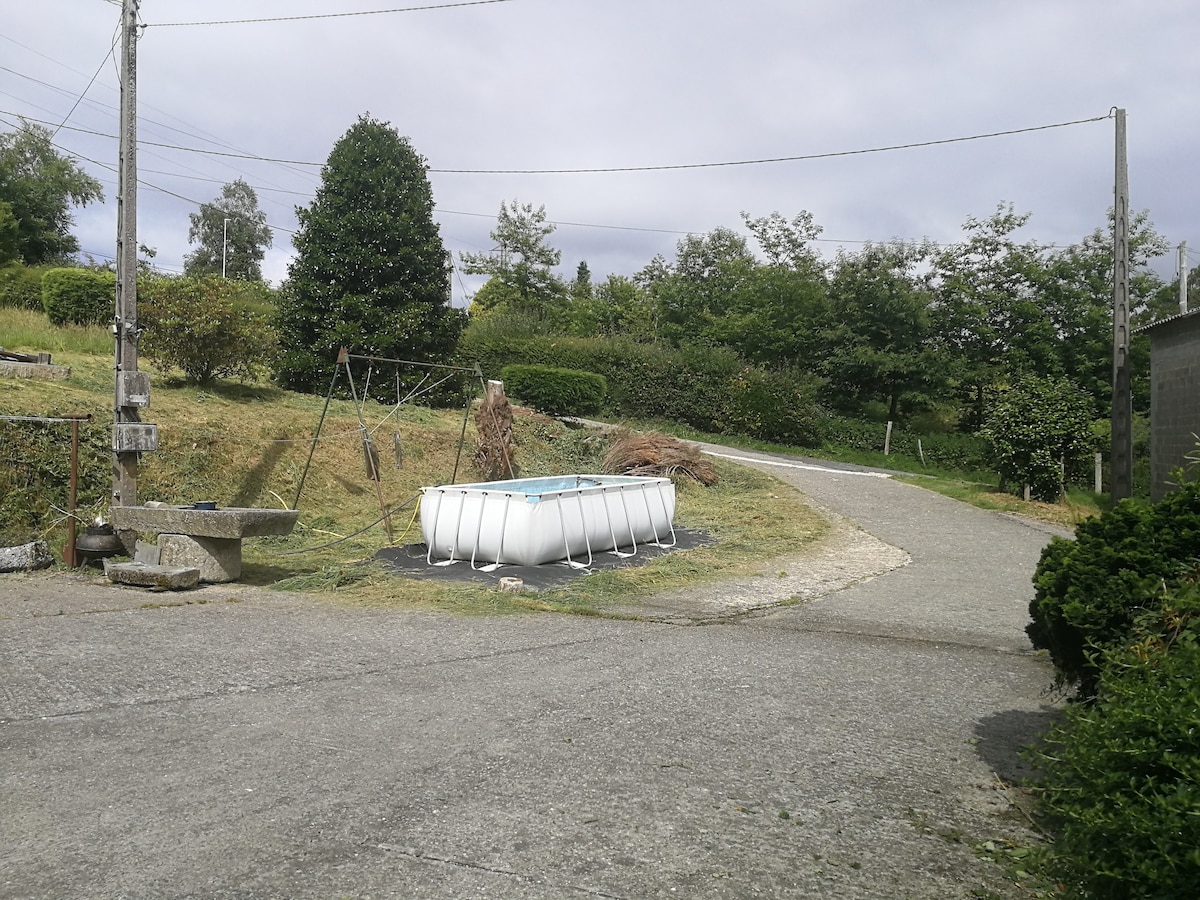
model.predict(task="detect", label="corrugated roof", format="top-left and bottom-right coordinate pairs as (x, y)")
top-left (1133, 307), bottom-right (1200, 334)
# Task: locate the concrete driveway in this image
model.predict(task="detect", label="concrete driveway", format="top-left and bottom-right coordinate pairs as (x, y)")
top-left (0, 447), bottom-right (1065, 899)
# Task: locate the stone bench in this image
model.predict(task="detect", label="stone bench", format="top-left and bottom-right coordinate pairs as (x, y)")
top-left (110, 506), bottom-right (300, 583)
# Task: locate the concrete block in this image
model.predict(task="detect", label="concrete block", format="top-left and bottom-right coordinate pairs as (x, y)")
top-left (134, 540), bottom-right (161, 565)
top-left (104, 560), bottom-right (200, 591)
top-left (0, 360), bottom-right (70, 381)
top-left (158, 534), bottom-right (242, 583)
top-left (0, 541), bottom-right (53, 573)
top-left (110, 506), bottom-right (299, 539)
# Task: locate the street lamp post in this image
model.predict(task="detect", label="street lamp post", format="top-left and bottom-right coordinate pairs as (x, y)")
top-left (222, 217), bottom-right (230, 278)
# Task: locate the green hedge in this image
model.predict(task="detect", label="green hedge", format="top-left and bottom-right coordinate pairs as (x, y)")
top-left (1032, 585), bottom-right (1200, 898)
top-left (41, 267), bottom-right (115, 326)
top-left (457, 320), bottom-right (824, 446)
top-left (500, 364), bottom-right (606, 417)
top-left (0, 263), bottom-right (53, 310)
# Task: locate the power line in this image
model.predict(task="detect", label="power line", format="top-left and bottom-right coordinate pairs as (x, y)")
top-left (432, 114), bottom-right (1115, 174)
top-left (0, 108), bottom-right (1114, 176)
top-left (144, 0), bottom-right (517, 28)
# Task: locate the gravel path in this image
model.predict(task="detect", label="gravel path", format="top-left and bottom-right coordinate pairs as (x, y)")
top-left (0, 447), bottom-right (1066, 899)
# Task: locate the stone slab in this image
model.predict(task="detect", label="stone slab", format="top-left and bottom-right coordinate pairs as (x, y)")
top-left (110, 506), bottom-right (299, 539)
top-left (157, 534), bottom-right (241, 583)
top-left (0, 541), bottom-right (53, 573)
top-left (0, 361), bottom-right (70, 381)
top-left (103, 560), bottom-right (200, 591)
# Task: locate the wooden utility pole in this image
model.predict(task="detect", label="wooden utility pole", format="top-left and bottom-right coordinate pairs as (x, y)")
top-left (113, 0), bottom-right (154, 508)
top-left (1110, 108), bottom-right (1132, 502)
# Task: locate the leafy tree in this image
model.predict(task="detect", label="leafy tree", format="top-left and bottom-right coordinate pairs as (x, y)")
top-left (139, 275), bottom-right (275, 384)
top-left (980, 374), bottom-right (1094, 500)
top-left (184, 178), bottom-right (273, 280)
top-left (275, 115), bottom-right (464, 394)
top-left (460, 200), bottom-right (565, 323)
top-left (570, 260), bottom-right (592, 301)
top-left (1040, 210), bottom-right (1169, 416)
top-left (931, 204), bottom-right (1055, 428)
top-left (0, 120), bottom-right (103, 263)
top-left (0, 201), bottom-right (19, 265)
top-left (824, 241), bottom-right (944, 420)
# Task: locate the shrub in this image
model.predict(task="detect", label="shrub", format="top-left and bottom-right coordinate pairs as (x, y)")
top-left (0, 262), bottom-right (53, 310)
top-left (981, 375), bottom-right (1094, 500)
top-left (41, 267), bottom-right (115, 325)
top-left (139, 275), bottom-right (276, 384)
top-left (1031, 583), bottom-right (1200, 898)
top-left (500, 364), bottom-right (606, 417)
top-left (1028, 480), bottom-right (1200, 696)
top-left (725, 366), bottom-right (822, 447)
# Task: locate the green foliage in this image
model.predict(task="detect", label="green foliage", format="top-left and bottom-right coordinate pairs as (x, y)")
top-left (0, 262), bottom-right (52, 310)
top-left (184, 178), bottom-right (273, 280)
top-left (0, 199), bottom-right (18, 265)
top-left (981, 374), bottom-right (1094, 500)
top-left (723, 366), bottom-right (822, 446)
top-left (500, 364), bottom-right (606, 417)
top-left (0, 121), bottom-right (103, 264)
top-left (460, 200), bottom-right (566, 323)
top-left (1031, 584), bottom-right (1200, 898)
top-left (823, 240), bottom-right (945, 419)
top-left (275, 115), bottom-right (463, 394)
top-left (457, 319), bottom-right (823, 445)
top-left (818, 416), bottom-right (990, 473)
top-left (0, 414), bottom-right (111, 546)
top-left (1028, 480), bottom-right (1200, 696)
top-left (139, 275), bottom-right (276, 384)
top-left (40, 267), bottom-right (114, 326)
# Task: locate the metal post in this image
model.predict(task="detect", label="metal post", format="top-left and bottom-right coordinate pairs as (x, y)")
top-left (113, 0), bottom-right (141, 508)
top-left (1110, 108), bottom-right (1133, 502)
top-left (222, 217), bottom-right (230, 278)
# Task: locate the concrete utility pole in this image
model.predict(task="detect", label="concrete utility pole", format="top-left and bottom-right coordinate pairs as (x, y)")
top-left (1110, 108), bottom-right (1133, 502)
top-left (1180, 241), bottom-right (1189, 314)
top-left (113, 0), bottom-right (154, 508)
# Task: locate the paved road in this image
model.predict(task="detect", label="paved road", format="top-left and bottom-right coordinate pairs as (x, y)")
top-left (0, 448), bottom-right (1065, 899)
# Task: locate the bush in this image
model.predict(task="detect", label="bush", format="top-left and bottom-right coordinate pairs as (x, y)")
top-left (981, 375), bottom-right (1094, 500)
top-left (1031, 584), bottom-right (1200, 898)
top-left (41, 267), bottom-right (115, 325)
top-left (139, 275), bottom-right (276, 384)
top-left (0, 262), bottom-right (53, 310)
top-left (1028, 480), bottom-right (1200, 696)
top-left (500, 364), bottom-right (606, 417)
top-left (725, 366), bottom-right (822, 447)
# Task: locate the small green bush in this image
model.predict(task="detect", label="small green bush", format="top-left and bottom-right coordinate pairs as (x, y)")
top-left (139, 275), bottom-right (276, 384)
top-left (1029, 480), bottom-right (1200, 696)
top-left (500, 364), bottom-right (606, 417)
top-left (41, 267), bottom-right (115, 325)
top-left (1031, 584), bottom-right (1200, 898)
top-left (981, 375), bottom-right (1094, 501)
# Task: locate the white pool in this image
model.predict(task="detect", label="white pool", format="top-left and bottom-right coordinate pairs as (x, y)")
top-left (420, 474), bottom-right (676, 568)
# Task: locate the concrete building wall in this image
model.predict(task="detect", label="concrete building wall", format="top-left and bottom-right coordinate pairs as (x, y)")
top-left (1148, 314), bottom-right (1200, 501)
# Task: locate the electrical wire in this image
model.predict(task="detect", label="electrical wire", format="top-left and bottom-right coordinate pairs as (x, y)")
top-left (145, 0), bottom-right (517, 29)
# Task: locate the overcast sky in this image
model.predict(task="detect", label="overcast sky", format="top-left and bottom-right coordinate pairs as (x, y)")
top-left (3, 0), bottom-right (1197, 305)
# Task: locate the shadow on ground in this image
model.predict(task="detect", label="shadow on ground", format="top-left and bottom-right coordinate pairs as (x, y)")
top-left (375, 528), bottom-right (714, 590)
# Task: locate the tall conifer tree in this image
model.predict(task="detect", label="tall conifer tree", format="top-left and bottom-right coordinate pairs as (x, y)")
top-left (276, 116), bottom-right (463, 393)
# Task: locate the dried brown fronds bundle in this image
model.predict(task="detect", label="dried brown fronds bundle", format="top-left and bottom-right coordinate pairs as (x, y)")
top-left (601, 430), bottom-right (718, 486)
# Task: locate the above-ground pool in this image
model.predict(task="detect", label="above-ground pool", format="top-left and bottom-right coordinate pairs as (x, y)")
top-left (420, 474), bottom-right (676, 568)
